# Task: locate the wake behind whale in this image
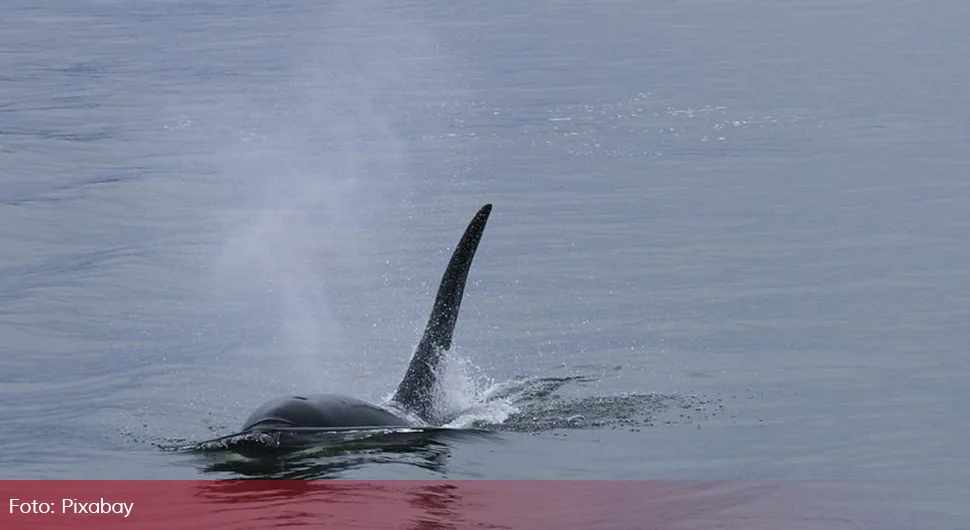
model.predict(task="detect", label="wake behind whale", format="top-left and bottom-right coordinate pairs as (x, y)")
top-left (199, 204), bottom-right (494, 456)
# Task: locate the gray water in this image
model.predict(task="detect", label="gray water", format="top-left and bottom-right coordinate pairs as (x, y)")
top-left (1, 0), bottom-right (968, 525)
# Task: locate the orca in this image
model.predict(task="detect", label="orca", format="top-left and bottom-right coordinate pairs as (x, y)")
top-left (237, 204), bottom-right (493, 436)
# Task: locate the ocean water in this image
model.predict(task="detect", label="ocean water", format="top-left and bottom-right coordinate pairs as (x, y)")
top-left (1, 0), bottom-right (968, 526)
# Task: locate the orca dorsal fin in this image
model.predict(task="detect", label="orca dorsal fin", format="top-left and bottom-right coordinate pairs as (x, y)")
top-left (391, 204), bottom-right (492, 422)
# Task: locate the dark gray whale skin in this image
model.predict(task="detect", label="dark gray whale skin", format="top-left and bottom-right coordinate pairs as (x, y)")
top-left (241, 394), bottom-right (412, 431)
top-left (238, 204), bottom-right (493, 434)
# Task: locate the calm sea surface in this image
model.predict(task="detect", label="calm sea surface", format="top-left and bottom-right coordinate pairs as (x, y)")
top-left (1, 0), bottom-right (968, 526)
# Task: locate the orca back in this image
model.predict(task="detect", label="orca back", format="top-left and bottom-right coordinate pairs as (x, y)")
top-left (242, 394), bottom-right (412, 431)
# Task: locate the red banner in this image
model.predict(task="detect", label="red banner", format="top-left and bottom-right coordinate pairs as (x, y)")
top-left (1, 480), bottom-right (905, 529)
